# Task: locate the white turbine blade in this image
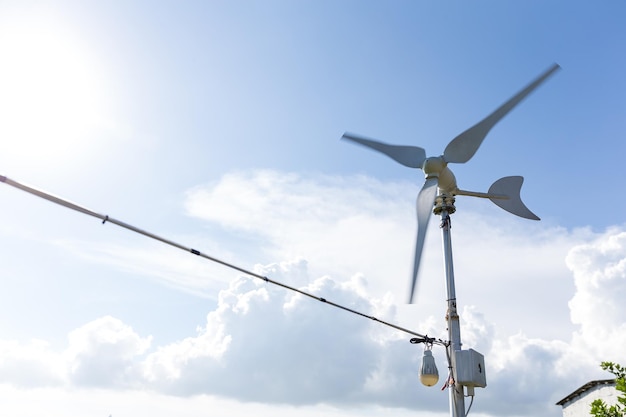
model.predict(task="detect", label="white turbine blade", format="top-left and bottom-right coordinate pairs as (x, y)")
top-left (342, 133), bottom-right (427, 169)
top-left (488, 176), bottom-right (539, 220)
top-left (408, 176), bottom-right (438, 304)
top-left (443, 63), bottom-right (560, 164)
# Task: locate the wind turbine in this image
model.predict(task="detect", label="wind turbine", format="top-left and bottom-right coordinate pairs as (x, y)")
top-left (342, 63), bottom-right (560, 417)
top-left (342, 63), bottom-right (560, 304)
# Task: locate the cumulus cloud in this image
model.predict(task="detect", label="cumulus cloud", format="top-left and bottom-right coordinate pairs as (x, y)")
top-left (0, 233), bottom-right (624, 417)
top-left (65, 316), bottom-right (151, 387)
top-left (140, 259), bottom-right (435, 409)
top-left (472, 227), bottom-right (626, 416)
top-left (2, 170), bottom-right (625, 417)
top-left (0, 339), bottom-right (65, 387)
top-left (0, 258), bottom-right (444, 411)
top-left (483, 333), bottom-right (572, 416)
top-left (566, 229), bottom-right (626, 361)
top-left (177, 170), bottom-right (626, 415)
top-left (184, 170), bottom-right (418, 297)
top-left (182, 170), bottom-right (588, 341)
top-left (0, 318), bottom-right (151, 390)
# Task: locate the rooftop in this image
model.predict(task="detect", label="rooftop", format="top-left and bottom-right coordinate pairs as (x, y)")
top-left (556, 379), bottom-right (616, 406)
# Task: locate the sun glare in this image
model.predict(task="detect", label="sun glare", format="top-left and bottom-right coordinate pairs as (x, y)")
top-left (0, 15), bottom-right (111, 173)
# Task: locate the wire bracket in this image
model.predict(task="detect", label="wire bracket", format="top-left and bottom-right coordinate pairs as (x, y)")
top-left (410, 336), bottom-right (449, 346)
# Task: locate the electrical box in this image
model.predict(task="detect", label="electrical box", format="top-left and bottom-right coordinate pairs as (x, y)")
top-left (455, 349), bottom-right (487, 388)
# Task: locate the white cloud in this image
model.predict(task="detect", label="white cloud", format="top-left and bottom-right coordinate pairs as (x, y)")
top-left (66, 316), bottom-right (151, 387)
top-left (184, 170), bottom-right (418, 296)
top-left (484, 333), bottom-right (572, 416)
top-left (0, 385), bottom-right (449, 417)
top-left (177, 170), bottom-right (626, 415)
top-left (140, 260), bottom-right (434, 408)
top-left (183, 170), bottom-right (587, 342)
top-left (566, 228), bottom-right (626, 361)
top-left (1, 170), bottom-right (624, 417)
top-left (0, 339), bottom-right (65, 387)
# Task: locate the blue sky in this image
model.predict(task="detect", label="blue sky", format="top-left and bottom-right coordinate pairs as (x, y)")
top-left (1, 1), bottom-right (625, 417)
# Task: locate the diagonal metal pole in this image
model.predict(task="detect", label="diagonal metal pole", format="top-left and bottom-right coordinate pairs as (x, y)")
top-left (435, 194), bottom-right (465, 417)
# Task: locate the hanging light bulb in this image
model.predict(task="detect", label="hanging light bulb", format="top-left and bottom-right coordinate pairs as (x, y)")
top-left (419, 347), bottom-right (439, 387)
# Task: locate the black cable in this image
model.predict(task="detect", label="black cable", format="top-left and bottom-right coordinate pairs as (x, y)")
top-left (465, 394), bottom-right (475, 416)
top-left (1, 175), bottom-right (445, 344)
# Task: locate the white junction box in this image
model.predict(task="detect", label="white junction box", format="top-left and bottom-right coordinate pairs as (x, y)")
top-left (455, 349), bottom-right (487, 388)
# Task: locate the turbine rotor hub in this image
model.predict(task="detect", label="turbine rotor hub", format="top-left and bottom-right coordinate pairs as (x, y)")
top-left (422, 156), bottom-right (446, 178)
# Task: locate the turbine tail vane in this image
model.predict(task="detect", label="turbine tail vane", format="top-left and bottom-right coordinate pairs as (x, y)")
top-left (488, 176), bottom-right (539, 220)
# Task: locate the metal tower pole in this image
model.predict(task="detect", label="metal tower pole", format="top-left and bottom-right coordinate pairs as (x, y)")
top-left (435, 194), bottom-right (465, 417)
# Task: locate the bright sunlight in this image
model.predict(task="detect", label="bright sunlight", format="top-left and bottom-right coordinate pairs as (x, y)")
top-left (0, 13), bottom-right (111, 173)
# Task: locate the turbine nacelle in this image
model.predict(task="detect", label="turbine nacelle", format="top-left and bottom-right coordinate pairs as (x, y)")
top-left (342, 63), bottom-right (560, 303)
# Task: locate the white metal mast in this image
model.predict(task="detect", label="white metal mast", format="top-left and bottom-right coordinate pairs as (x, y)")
top-left (435, 194), bottom-right (465, 417)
